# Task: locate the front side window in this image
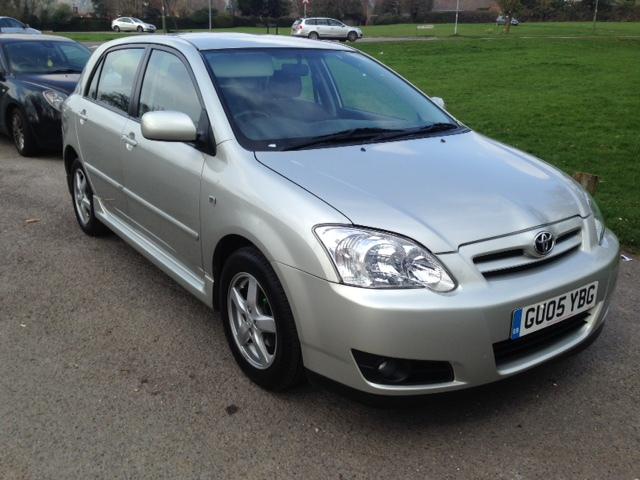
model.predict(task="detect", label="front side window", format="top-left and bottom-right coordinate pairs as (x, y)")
top-left (95, 48), bottom-right (144, 113)
top-left (204, 48), bottom-right (457, 151)
top-left (3, 41), bottom-right (90, 74)
top-left (138, 50), bottom-right (202, 125)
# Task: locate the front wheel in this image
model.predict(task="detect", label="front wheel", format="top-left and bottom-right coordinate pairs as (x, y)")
top-left (348, 31), bottom-right (358, 42)
top-left (137, 26), bottom-right (143, 32)
top-left (10, 108), bottom-right (38, 157)
top-left (70, 160), bottom-right (110, 236)
top-left (220, 247), bottom-right (304, 391)
top-left (113, 25), bottom-right (120, 32)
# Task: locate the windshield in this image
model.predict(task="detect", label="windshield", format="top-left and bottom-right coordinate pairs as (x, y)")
top-left (4, 41), bottom-right (90, 75)
top-left (203, 48), bottom-right (459, 151)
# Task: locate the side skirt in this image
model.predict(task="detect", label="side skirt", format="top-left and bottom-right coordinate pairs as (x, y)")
top-left (93, 195), bottom-right (214, 308)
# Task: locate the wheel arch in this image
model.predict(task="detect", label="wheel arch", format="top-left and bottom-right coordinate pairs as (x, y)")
top-left (63, 145), bottom-right (79, 192)
top-left (212, 234), bottom-right (259, 310)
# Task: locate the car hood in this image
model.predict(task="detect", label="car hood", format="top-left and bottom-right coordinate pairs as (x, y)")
top-left (255, 131), bottom-right (589, 253)
top-left (18, 73), bottom-right (81, 95)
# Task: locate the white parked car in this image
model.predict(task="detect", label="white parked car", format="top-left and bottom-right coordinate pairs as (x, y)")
top-left (111, 17), bottom-right (156, 33)
top-left (0, 16), bottom-right (41, 34)
top-left (291, 18), bottom-right (363, 42)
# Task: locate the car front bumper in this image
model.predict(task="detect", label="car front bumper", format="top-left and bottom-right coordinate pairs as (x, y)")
top-left (275, 229), bottom-right (620, 395)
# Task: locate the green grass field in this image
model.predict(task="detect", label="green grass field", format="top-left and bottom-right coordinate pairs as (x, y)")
top-left (356, 38), bottom-right (640, 250)
top-left (57, 21), bottom-right (640, 42)
top-left (57, 24), bottom-right (640, 250)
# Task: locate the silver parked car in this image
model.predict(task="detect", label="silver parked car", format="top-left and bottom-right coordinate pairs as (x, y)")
top-left (62, 34), bottom-right (619, 396)
top-left (111, 17), bottom-right (156, 33)
top-left (291, 17), bottom-right (363, 41)
top-left (0, 16), bottom-right (41, 34)
top-left (496, 15), bottom-right (520, 26)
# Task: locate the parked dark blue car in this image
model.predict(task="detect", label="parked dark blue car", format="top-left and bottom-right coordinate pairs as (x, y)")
top-left (0, 34), bottom-right (90, 156)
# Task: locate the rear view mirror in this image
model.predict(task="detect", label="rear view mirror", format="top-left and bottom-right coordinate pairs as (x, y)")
top-left (141, 111), bottom-right (197, 142)
top-left (431, 97), bottom-right (446, 110)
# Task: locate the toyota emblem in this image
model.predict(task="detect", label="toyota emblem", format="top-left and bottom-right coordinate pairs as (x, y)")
top-left (534, 231), bottom-right (555, 256)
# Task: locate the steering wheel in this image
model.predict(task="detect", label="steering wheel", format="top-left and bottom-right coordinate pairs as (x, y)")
top-left (234, 110), bottom-right (270, 122)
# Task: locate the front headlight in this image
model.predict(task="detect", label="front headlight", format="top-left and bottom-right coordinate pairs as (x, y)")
top-left (315, 225), bottom-right (456, 291)
top-left (43, 90), bottom-right (68, 112)
top-left (587, 193), bottom-right (605, 244)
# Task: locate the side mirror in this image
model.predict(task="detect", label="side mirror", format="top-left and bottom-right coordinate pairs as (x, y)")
top-left (431, 97), bottom-right (446, 110)
top-left (141, 111), bottom-right (197, 142)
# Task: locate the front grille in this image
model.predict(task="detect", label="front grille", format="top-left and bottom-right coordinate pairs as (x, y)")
top-left (470, 222), bottom-right (583, 279)
top-left (493, 311), bottom-right (590, 366)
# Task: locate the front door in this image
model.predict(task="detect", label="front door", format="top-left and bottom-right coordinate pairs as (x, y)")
top-left (121, 48), bottom-right (207, 274)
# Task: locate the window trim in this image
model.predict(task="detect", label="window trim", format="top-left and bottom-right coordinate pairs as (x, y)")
top-left (130, 44), bottom-right (206, 125)
top-left (83, 44), bottom-right (148, 119)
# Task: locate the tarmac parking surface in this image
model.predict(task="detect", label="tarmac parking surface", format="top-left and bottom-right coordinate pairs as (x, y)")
top-left (1, 137), bottom-right (638, 478)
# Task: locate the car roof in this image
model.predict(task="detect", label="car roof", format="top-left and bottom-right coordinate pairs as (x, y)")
top-left (0, 34), bottom-right (73, 42)
top-left (102, 33), bottom-right (354, 51)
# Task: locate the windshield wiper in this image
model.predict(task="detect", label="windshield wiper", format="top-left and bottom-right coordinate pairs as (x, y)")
top-left (282, 127), bottom-right (403, 151)
top-left (281, 123), bottom-right (460, 151)
top-left (371, 122), bottom-right (460, 142)
top-left (47, 68), bottom-right (81, 74)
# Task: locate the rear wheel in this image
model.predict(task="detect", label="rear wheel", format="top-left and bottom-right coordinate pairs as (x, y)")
top-left (308, 31), bottom-right (319, 40)
top-left (10, 108), bottom-right (38, 157)
top-left (113, 25), bottom-right (120, 32)
top-left (220, 247), bottom-right (304, 391)
top-left (137, 26), bottom-right (143, 32)
top-left (70, 160), bottom-right (110, 236)
top-left (348, 31), bottom-right (358, 42)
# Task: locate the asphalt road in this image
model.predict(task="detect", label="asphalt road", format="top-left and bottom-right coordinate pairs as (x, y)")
top-left (1, 137), bottom-right (639, 479)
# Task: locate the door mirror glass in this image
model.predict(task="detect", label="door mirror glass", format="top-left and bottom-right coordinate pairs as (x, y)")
top-left (431, 97), bottom-right (446, 110)
top-left (141, 111), bottom-right (197, 142)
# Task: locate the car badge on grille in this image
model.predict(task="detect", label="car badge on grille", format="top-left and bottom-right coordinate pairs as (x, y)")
top-left (533, 231), bottom-right (555, 256)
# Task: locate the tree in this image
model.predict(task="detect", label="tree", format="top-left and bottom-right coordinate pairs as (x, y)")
top-left (237, 0), bottom-right (264, 16)
top-left (496, 0), bottom-right (521, 33)
top-left (51, 2), bottom-right (73, 24)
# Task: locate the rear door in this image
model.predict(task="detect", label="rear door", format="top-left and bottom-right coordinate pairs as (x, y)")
top-left (75, 46), bottom-right (145, 220)
top-left (121, 47), bottom-right (206, 274)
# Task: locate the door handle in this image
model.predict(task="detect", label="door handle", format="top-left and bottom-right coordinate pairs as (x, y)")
top-left (121, 133), bottom-right (138, 150)
top-left (78, 109), bottom-right (88, 125)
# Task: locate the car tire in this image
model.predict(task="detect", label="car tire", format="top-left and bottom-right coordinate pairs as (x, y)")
top-left (220, 246), bottom-right (304, 391)
top-left (308, 31), bottom-right (319, 40)
top-left (10, 108), bottom-right (38, 157)
top-left (348, 31), bottom-right (358, 42)
top-left (137, 26), bottom-right (143, 32)
top-left (113, 25), bottom-right (120, 32)
top-left (70, 159), bottom-right (110, 237)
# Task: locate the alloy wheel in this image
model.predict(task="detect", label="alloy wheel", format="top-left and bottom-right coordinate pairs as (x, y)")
top-left (11, 112), bottom-right (25, 152)
top-left (227, 272), bottom-right (277, 369)
top-left (73, 168), bottom-right (91, 225)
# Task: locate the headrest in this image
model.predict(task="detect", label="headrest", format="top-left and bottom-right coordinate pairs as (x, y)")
top-left (268, 70), bottom-right (302, 98)
top-left (210, 52), bottom-right (274, 78)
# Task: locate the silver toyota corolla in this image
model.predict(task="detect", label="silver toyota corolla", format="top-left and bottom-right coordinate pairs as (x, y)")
top-left (61, 34), bottom-right (619, 396)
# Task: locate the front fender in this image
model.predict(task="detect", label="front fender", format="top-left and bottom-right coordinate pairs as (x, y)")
top-left (200, 141), bottom-right (350, 284)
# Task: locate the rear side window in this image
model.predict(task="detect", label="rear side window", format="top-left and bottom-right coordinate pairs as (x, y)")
top-left (95, 48), bottom-right (144, 114)
top-left (306, 19), bottom-right (317, 26)
top-left (138, 49), bottom-right (202, 125)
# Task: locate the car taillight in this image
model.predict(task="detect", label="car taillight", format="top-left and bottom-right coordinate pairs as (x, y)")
top-left (297, 25), bottom-right (303, 30)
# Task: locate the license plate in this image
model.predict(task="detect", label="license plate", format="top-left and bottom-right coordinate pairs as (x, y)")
top-left (510, 281), bottom-right (598, 340)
